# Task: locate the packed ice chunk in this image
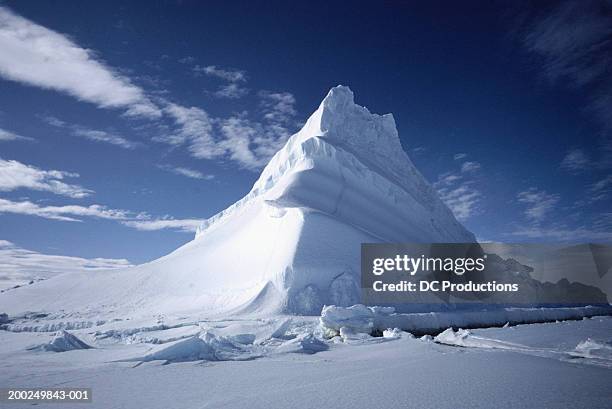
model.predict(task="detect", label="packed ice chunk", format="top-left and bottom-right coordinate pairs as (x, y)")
top-left (339, 326), bottom-right (373, 343)
top-left (130, 331), bottom-right (261, 363)
top-left (320, 304), bottom-right (376, 336)
top-left (382, 328), bottom-right (403, 339)
top-left (276, 333), bottom-right (329, 354)
top-left (571, 338), bottom-right (612, 361)
top-left (28, 330), bottom-right (92, 352)
top-left (434, 328), bottom-right (473, 347)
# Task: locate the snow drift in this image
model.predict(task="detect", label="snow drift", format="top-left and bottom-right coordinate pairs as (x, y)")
top-left (0, 86), bottom-right (474, 318)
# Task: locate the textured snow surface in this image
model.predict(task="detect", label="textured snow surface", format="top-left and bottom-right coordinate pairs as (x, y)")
top-left (0, 86), bottom-right (474, 318)
top-left (1, 317), bottom-right (611, 408)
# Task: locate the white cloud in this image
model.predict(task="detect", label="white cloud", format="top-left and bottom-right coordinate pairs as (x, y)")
top-left (0, 7), bottom-right (299, 171)
top-left (0, 198), bottom-right (201, 233)
top-left (460, 161), bottom-right (481, 173)
top-left (0, 6), bottom-right (160, 118)
top-left (0, 239), bottom-right (131, 290)
top-left (44, 115), bottom-right (141, 149)
top-left (213, 83), bottom-right (249, 99)
top-left (157, 103), bottom-right (223, 160)
top-left (0, 158), bottom-right (93, 198)
top-left (411, 146), bottom-right (426, 155)
top-left (72, 128), bottom-right (141, 149)
top-left (121, 218), bottom-right (201, 232)
top-left (158, 164), bottom-right (214, 180)
top-left (517, 188), bottom-right (560, 221)
top-left (194, 65), bottom-right (246, 82)
top-left (0, 128), bottom-right (33, 142)
top-left (561, 148), bottom-right (590, 171)
top-left (259, 91), bottom-right (297, 125)
top-left (437, 173), bottom-right (462, 185)
top-left (593, 212), bottom-right (612, 230)
top-left (156, 101), bottom-right (294, 170)
top-left (178, 56), bottom-right (195, 64)
top-left (588, 175), bottom-right (612, 201)
top-left (436, 183), bottom-right (481, 221)
top-left (219, 116), bottom-right (290, 170)
top-left (0, 198), bottom-right (130, 221)
top-left (434, 171), bottom-right (481, 221)
top-left (434, 158), bottom-right (484, 222)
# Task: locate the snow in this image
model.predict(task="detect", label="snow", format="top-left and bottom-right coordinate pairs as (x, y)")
top-left (126, 331), bottom-right (263, 364)
top-left (1, 317), bottom-right (611, 408)
top-left (571, 339), bottom-right (612, 363)
top-left (27, 330), bottom-right (91, 352)
top-left (382, 328), bottom-right (403, 339)
top-left (274, 333), bottom-right (329, 354)
top-left (433, 321), bottom-right (612, 369)
top-left (320, 304), bottom-right (377, 336)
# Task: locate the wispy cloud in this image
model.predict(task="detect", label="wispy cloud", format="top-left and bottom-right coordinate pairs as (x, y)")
top-left (0, 239), bottom-right (131, 290)
top-left (411, 146), bottom-right (427, 156)
top-left (560, 148), bottom-right (590, 171)
top-left (156, 97), bottom-right (297, 170)
top-left (0, 158), bottom-right (92, 198)
top-left (259, 91), bottom-right (297, 125)
top-left (178, 56), bottom-right (195, 64)
top-left (517, 187), bottom-right (560, 222)
top-left (0, 7), bottom-right (299, 172)
top-left (121, 218), bottom-right (201, 232)
top-left (191, 64), bottom-right (249, 99)
top-left (219, 115), bottom-right (292, 170)
top-left (213, 83), bottom-right (249, 99)
top-left (158, 164), bottom-right (214, 180)
top-left (508, 225), bottom-right (612, 242)
top-left (0, 198), bottom-right (129, 221)
top-left (157, 103), bottom-right (222, 159)
top-left (434, 159), bottom-right (483, 221)
top-left (434, 166), bottom-right (482, 221)
top-left (43, 116), bottom-right (142, 149)
top-left (0, 128), bottom-right (33, 142)
top-left (194, 65), bottom-right (247, 82)
top-left (588, 175), bottom-right (612, 201)
top-left (519, 0), bottom-right (612, 135)
top-left (0, 6), bottom-right (161, 118)
top-left (0, 197), bottom-right (201, 232)
top-left (72, 128), bottom-right (141, 149)
top-left (436, 182), bottom-right (481, 221)
top-left (460, 161), bottom-right (481, 173)
top-left (560, 139), bottom-right (612, 172)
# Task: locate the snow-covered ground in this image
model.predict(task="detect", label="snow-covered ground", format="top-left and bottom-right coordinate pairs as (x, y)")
top-left (1, 315), bottom-right (610, 408)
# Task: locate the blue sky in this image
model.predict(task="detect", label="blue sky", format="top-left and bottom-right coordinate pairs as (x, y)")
top-left (0, 1), bottom-right (611, 284)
